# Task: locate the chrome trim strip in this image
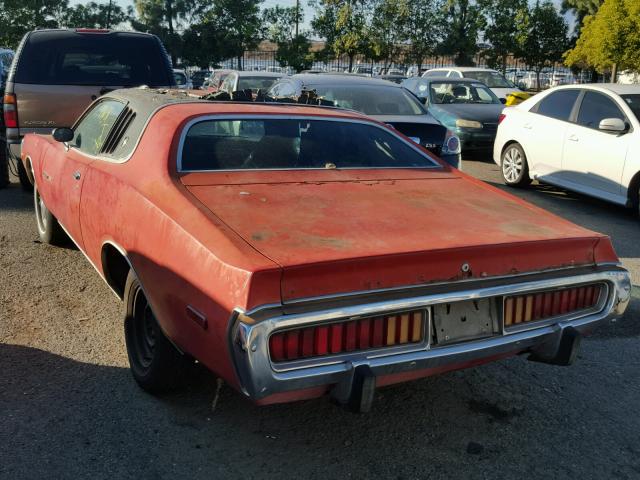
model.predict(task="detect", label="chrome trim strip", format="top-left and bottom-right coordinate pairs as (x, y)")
top-left (175, 114), bottom-right (442, 173)
top-left (229, 268), bottom-right (630, 399)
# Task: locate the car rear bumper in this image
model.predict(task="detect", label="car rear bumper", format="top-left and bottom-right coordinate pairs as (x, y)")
top-left (229, 266), bottom-right (630, 405)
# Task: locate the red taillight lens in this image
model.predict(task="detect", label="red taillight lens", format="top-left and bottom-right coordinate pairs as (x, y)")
top-left (498, 113), bottom-right (506, 124)
top-left (3, 93), bottom-right (17, 128)
top-left (504, 284), bottom-right (603, 328)
top-left (269, 310), bottom-right (425, 362)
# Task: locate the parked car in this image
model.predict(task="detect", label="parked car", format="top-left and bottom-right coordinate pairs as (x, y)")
top-left (266, 66), bottom-right (283, 73)
top-left (22, 88), bottom-right (630, 410)
top-left (379, 74), bottom-right (407, 84)
top-left (0, 48), bottom-right (13, 188)
top-left (218, 71), bottom-right (283, 95)
top-left (268, 74), bottom-right (461, 167)
top-left (423, 67), bottom-right (524, 101)
top-left (352, 65), bottom-right (373, 76)
top-left (190, 70), bottom-right (210, 89)
top-left (202, 69), bottom-right (233, 93)
top-left (403, 77), bottom-right (505, 154)
top-left (173, 69), bottom-right (193, 90)
top-left (3, 28), bottom-right (175, 190)
top-left (495, 84), bottom-right (640, 213)
top-left (519, 71), bottom-right (550, 91)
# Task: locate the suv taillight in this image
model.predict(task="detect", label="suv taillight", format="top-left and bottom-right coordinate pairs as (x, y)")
top-left (3, 93), bottom-right (17, 128)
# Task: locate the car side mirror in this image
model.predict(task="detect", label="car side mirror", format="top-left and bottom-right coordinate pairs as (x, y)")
top-left (598, 118), bottom-right (627, 133)
top-left (52, 127), bottom-right (74, 143)
top-left (500, 98), bottom-right (507, 104)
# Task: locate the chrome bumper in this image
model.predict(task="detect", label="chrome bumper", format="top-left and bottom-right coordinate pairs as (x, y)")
top-left (230, 266), bottom-right (631, 401)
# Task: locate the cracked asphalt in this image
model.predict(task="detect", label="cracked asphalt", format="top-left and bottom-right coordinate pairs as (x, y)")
top-left (1, 159), bottom-right (639, 480)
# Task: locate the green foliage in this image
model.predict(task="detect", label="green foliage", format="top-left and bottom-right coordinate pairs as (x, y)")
top-left (368, 0), bottom-right (410, 65)
top-left (263, 5), bottom-right (313, 71)
top-left (65, 2), bottom-right (132, 29)
top-left (565, 0), bottom-right (640, 74)
top-left (0, 0), bottom-right (69, 48)
top-left (480, 0), bottom-right (528, 72)
top-left (208, 0), bottom-right (263, 67)
top-left (403, 0), bottom-right (446, 66)
top-left (516, 0), bottom-right (568, 82)
top-left (438, 0), bottom-right (485, 66)
top-left (561, 0), bottom-right (602, 28)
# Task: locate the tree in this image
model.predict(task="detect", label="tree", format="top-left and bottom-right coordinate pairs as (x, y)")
top-left (480, 0), bottom-right (528, 73)
top-left (0, 0), bottom-right (69, 48)
top-left (516, 0), bottom-right (568, 88)
top-left (208, 0), bottom-right (263, 70)
top-left (368, 0), bottom-right (410, 69)
top-left (565, 0), bottom-right (640, 80)
top-left (65, 2), bottom-right (132, 29)
top-left (263, 5), bottom-right (313, 72)
top-left (561, 0), bottom-right (602, 29)
top-left (311, 0), bottom-right (371, 71)
top-left (438, 0), bottom-right (485, 66)
top-left (403, 0), bottom-right (446, 67)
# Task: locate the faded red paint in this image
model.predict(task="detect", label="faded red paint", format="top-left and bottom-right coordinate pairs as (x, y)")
top-left (22, 100), bottom-right (621, 404)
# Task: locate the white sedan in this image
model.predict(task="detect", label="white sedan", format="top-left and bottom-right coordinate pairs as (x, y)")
top-left (494, 84), bottom-right (640, 212)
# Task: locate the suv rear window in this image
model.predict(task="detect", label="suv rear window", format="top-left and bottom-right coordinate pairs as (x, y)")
top-left (14, 32), bottom-right (173, 87)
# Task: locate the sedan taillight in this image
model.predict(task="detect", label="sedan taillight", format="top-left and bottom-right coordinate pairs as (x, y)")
top-left (498, 113), bottom-right (506, 124)
top-left (3, 93), bottom-right (17, 128)
top-left (269, 309), bottom-right (426, 362)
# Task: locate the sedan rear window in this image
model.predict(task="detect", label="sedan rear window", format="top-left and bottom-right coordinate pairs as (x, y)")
top-left (237, 76), bottom-right (281, 91)
top-left (14, 33), bottom-right (173, 86)
top-left (180, 118), bottom-right (439, 171)
top-left (308, 85), bottom-right (424, 116)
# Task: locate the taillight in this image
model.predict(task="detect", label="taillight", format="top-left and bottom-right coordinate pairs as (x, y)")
top-left (442, 130), bottom-right (461, 155)
top-left (3, 93), bottom-right (17, 128)
top-left (269, 309), bottom-right (426, 362)
top-left (504, 283), bottom-right (603, 328)
top-left (498, 113), bottom-right (506, 124)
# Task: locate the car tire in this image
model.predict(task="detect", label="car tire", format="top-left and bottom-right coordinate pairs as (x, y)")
top-left (124, 270), bottom-right (194, 393)
top-left (17, 160), bottom-right (32, 192)
top-left (34, 182), bottom-right (68, 245)
top-left (501, 143), bottom-right (532, 187)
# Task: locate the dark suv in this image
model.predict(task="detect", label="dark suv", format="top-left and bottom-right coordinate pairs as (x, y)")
top-left (0, 48), bottom-right (14, 187)
top-left (3, 29), bottom-right (175, 190)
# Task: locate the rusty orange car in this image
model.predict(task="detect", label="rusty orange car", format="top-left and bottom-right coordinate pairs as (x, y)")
top-left (21, 88), bottom-right (630, 411)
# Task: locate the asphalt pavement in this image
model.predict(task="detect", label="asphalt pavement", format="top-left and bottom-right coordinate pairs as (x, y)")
top-left (1, 160), bottom-right (639, 480)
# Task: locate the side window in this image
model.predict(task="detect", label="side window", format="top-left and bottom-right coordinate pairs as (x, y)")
top-left (424, 70), bottom-right (444, 78)
top-left (448, 71), bottom-right (462, 78)
top-left (577, 91), bottom-right (625, 129)
top-left (276, 81), bottom-right (297, 98)
top-left (533, 90), bottom-right (580, 122)
top-left (72, 100), bottom-right (125, 156)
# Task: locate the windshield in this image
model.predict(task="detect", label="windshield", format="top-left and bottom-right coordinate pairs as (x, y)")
top-left (14, 33), bottom-right (173, 86)
top-left (311, 85), bottom-right (424, 116)
top-left (621, 95), bottom-right (640, 121)
top-left (238, 76), bottom-right (281, 91)
top-left (429, 82), bottom-right (501, 105)
top-left (463, 71), bottom-right (514, 88)
top-left (181, 118), bottom-right (439, 171)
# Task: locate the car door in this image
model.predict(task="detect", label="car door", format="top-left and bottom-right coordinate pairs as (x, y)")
top-left (520, 89), bottom-right (581, 180)
top-left (45, 99), bottom-right (126, 248)
top-left (561, 90), bottom-right (631, 197)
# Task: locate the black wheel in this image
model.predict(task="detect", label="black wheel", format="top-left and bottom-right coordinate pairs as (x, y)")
top-left (501, 143), bottom-right (532, 187)
top-left (17, 160), bottom-right (32, 192)
top-left (0, 141), bottom-right (8, 189)
top-left (124, 271), bottom-right (193, 393)
top-left (34, 182), bottom-right (67, 245)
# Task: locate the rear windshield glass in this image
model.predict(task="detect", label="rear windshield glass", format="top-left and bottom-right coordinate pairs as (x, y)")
top-left (15, 33), bottom-right (173, 86)
top-left (237, 76), bottom-right (281, 91)
top-left (462, 71), bottom-right (514, 88)
top-left (308, 85), bottom-right (424, 116)
top-left (181, 118), bottom-right (439, 171)
top-left (429, 82), bottom-right (501, 104)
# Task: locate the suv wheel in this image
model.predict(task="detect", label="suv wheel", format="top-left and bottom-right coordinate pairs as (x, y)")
top-left (501, 143), bottom-right (532, 187)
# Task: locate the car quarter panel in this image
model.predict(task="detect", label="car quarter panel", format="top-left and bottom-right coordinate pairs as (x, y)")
top-left (76, 106), bottom-right (283, 387)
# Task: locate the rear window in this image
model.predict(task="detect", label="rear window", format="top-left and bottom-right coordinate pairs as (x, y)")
top-left (307, 85), bottom-right (425, 116)
top-left (14, 32), bottom-right (173, 86)
top-left (237, 76), bottom-right (281, 91)
top-left (180, 118), bottom-right (439, 171)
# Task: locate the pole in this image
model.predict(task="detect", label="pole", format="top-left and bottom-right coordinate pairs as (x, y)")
top-left (107, 0), bottom-right (112, 28)
top-left (295, 0), bottom-right (299, 38)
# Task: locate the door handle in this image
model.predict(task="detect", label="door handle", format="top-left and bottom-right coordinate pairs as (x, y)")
top-left (523, 123), bottom-right (532, 130)
top-left (73, 171), bottom-right (81, 180)
top-left (568, 134), bottom-right (579, 142)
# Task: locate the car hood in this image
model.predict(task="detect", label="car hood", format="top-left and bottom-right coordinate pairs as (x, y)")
top-left (183, 171), bottom-right (613, 302)
top-left (431, 103), bottom-right (504, 124)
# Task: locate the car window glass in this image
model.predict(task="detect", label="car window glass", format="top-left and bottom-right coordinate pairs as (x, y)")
top-left (423, 71), bottom-right (444, 78)
top-left (237, 76), bottom-right (281, 92)
top-left (577, 91), bottom-right (625, 129)
top-left (534, 90), bottom-right (580, 121)
top-left (174, 72), bottom-right (187, 85)
top-left (429, 82), bottom-right (501, 104)
top-left (181, 118), bottom-right (439, 171)
top-left (621, 94), bottom-right (640, 122)
top-left (311, 85), bottom-right (424, 115)
top-left (448, 71), bottom-right (462, 78)
top-left (72, 100), bottom-right (125, 156)
top-left (463, 71), bottom-right (512, 88)
top-left (14, 33), bottom-right (172, 87)
top-left (220, 75), bottom-right (234, 92)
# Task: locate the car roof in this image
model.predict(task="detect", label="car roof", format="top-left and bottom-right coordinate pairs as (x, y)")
top-left (104, 87), bottom-right (372, 122)
top-left (27, 29), bottom-right (155, 39)
top-left (555, 83), bottom-right (640, 95)
top-left (289, 73), bottom-right (400, 88)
